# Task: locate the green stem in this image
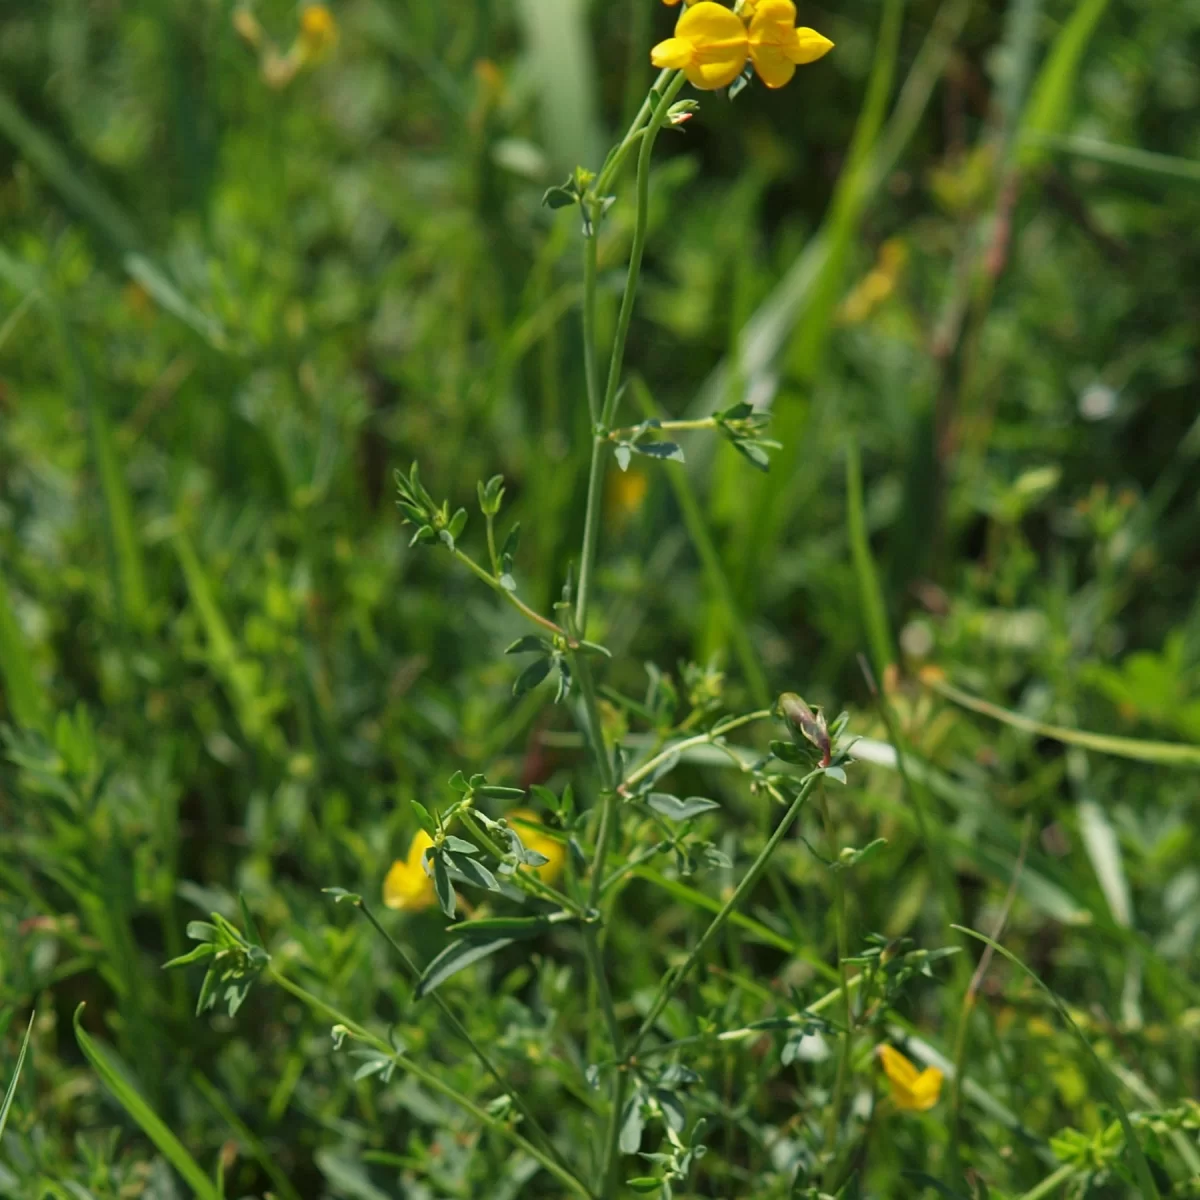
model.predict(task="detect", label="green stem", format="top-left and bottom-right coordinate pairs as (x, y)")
top-left (619, 710), bottom-right (773, 795)
top-left (608, 417), bottom-right (719, 440)
top-left (267, 967), bottom-right (595, 1200)
top-left (450, 546), bottom-right (572, 643)
top-left (820, 788), bottom-right (852, 1186)
top-left (353, 900), bottom-right (573, 1176)
top-left (627, 773), bottom-right (819, 1059)
top-left (600, 73), bottom-right (686, 431)
top-left (1017, 1164), bottom-right (1075, 1200)
top-left (570, 651), bottom-right (627, 1199)
top-left (575, 71), bottom-right (685, 634)
top-left (583, 231), bottom-right (600, 426)
top-left (624, 974), bottom-right (864, 1067)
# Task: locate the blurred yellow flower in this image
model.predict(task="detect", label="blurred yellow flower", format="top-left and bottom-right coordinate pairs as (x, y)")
top-left (878, 1044), bottom-right (943, 1112)
top-left (606, 465), bottom-right (650, 526)
top-left (509, 809), bottom-right (566, 885)
top-left (839, 238), bottom-right (908, 324)
top-left (747, 0), bottom-right (834, 89)
top-left (383, 830), bottom-right (437, 912)
top-left (651, 2), bottom-right (749, 91)
top-left (298, 4), bottom-right (339, 61)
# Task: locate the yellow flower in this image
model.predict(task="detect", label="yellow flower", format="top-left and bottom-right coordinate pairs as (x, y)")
top-left (747, 0), bottom-right (834, 90)
top-left (383, 830), bottom-right (437, 912)
top-left (606, 465), bottom-right (650, 527)
top-left (878, 1045), bottom-right (944, 1112)
top-left (509, 809), bottom-right (566, 885)
top-left (298, 4), bottom-right (339, 61)
top-left (651, 2), bottom-right (749, 91)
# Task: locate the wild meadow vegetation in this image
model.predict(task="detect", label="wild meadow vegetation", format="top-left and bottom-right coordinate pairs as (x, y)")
top-left (2, 0), bottom-right (1200, 1197)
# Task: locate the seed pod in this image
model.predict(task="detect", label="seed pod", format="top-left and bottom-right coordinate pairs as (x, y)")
top-left (778, 692), bottom-right (831, 767)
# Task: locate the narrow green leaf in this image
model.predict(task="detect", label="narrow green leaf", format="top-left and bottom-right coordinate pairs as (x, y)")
top-left (449, 913), bottom-right (574, 941)
top-left (1018, 0), bottom-right (1112, 168)
top-left (432, 851), bottom-right (456, 919)
top-left (927, 676), bottom-right (1200, 766)
top-left (513, 656), bottom-right (552, 697)
top-left (0, 569), bottom-right (48, 731)
top-left (410, 800), bottom-right (438, 838)
top-left (951, 928), bottom-right (1160, 1199)
top-left (73, 1006), bottom-right (222, 1200)
top-left (0, 1010), bottom-right (34, 1144)
top-left (845, 441), bottom-right (895, 672)
top-left (415, 937), bottom-right (515, 999)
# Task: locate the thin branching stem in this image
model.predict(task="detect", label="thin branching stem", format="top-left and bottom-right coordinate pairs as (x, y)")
top-left (267, 967), bottom-right (596, 1200)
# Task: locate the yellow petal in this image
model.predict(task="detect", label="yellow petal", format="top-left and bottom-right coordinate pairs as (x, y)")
top-left (676, 1), bottom-right (749, 89)
top-left (748, 0), bottom-right (832, 86)
top-left (878, 1044), bottom-right (920, 1090)
top-left (908, 1067), bottom-right (945, 1112)
top-left (406, 829), bottom-right (436, 869)
top-left (789, 26), bottom-right (834, 64)
top-left (879, 1045), bottom-right (943, 1112)
top-left (749, 44), bottom-right (795, 88)
top-left (651, 36), bottom-right (695, 70)
top-left (383, 859), bottom-right (436, 912)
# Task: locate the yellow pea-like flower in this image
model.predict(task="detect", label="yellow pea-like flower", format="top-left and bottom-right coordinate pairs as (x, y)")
top-left (509, 809), bottom-right (566, 885)
top-left (651, 2), bottom-right (749, 91)
top-left (383, 830), bottom-right (438, 912)
top-left (747, 0), bottom-right (834, 90)
top-left (878, 1044), bottom-right (944, 1112)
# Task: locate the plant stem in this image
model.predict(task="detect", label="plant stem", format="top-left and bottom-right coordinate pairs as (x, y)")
top-left (450, 546), bottom-right (572, 642)
top-left (608, 417), bottom-right (719, 440)
top-left (582, 231), bottom-right (600, 426)
top-left (570, 649), bottom-right (628, 1199)
top-left (820, 786), bottom-right (852, 1187)
top-left (575, 71), bottom-right (685, 635)
top-left (619, 710), bottom-right (773, 794)
top-left (352, 899), bottom-right (574, 1175)
top-left (267, 966), bottom-right (596, 1200)
top-left (1017, 1164), bottom-right (1075, 1200)
top-left (626, 773), bottom-right (819, 1059)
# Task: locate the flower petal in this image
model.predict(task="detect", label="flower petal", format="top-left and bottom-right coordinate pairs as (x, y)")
top-left (651, 36), bottom-right (694, 69)
top-left (750, 44), bottom-right (796, 88)
top-left (789, 26), bottom-right (834, 64)
top-left (677, 1), bottom-right (749, 89)
top-left (877, 1044), bottom-right (921, 1090)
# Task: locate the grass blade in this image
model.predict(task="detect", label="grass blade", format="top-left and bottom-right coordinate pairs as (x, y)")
top-left (0, 570), bottom-right (49, 731)
top-left (191, 1071), bottom-right (302, 1200)
top-left (1018, 0), bottom-right (1112, 168)
top-left (846, 445), bottom-right (895, 673)
top-left (73, 1005), bottom-right (222, 1200)
top-left (1028, 134), bottom-right (1200, 186)
top-left (951, 928), bottom-right (1160, 1199)
top-left (0, 1010), bottom-right (35, 1143)
top-left (925, 674), bottom-right (1200, 766)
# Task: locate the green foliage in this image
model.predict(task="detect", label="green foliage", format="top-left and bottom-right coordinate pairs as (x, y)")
top-left (3, 0), bottom-right (1200, 1198)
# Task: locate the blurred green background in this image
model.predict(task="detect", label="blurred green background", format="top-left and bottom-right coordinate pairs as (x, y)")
top-left (2, 0), bottom-right (1199, 1196)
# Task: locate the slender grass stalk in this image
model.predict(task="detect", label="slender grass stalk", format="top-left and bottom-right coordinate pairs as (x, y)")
top-left (819, 787), bottom-right (852, 1187)
top-left (267, 967), bottom-right (596, 1200)
top-left (1018, 1164), bottom-right (1076, 1200)
top-left (575, 72), bottom-right (685, 634)
top-left (626, 773), bottom-right (819, 1059)
top-left (349, 900), bottom-right (572, 1176)
top-left (951, 927), bottom-right (1161, 1199)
